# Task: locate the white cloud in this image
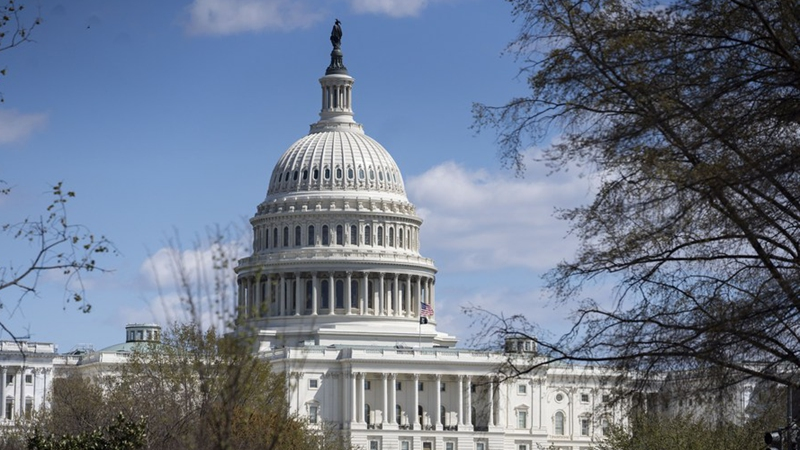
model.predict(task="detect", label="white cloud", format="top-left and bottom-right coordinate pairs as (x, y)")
top-left (0, 110), bottom-right (47, 145)
top-left (407, 160), bottom-right (594, 272)
top-left (348, 0), bottom-right (430, 17)
top-left (184, 0), bottom-right (324, 36)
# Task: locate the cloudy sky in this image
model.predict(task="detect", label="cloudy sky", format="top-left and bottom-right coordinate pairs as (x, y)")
top-left (0, 0), bottom-right (598, 352)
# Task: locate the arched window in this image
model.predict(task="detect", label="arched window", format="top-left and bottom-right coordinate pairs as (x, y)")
top-left (350, 225), bottom-right (358, 245)
top-left (351, 279), bottom-right (359, 308)
top-left (336, 225), bottom-right (343, 245)
top-left (313, 168), bottom-right (319, 180)
top-left (293, 170), bottom-right (299, 181)
top-left (264, 228), bottom-right (269, 249)
top-left (295, 226), bottom-right (301, 246)
top-left (321, 280), bottom-right (330, 310)
top-left (398, 229), bottom-right (403, 248)
top-left (365, 225), bottom-right (372, 245)
top-left (308, 225), bottom-right (315, 246)
top-left (367, 280), bottom-right (374, 310)
top-left (305, 280), bottom-right (313, 310)
top-left (324, 167), bottom-right (331, 179)
top-left (406, 230), bottom-right (410, 249)
top-left (302, 169), bottom-right (308, 181)
top-left (336, 167), bottom-right (342, 179)
top-left (273, 228), bottom-right (278, 248)
top-left (335, 280), bottom-right (344, 308)
top-left (555, 411), bottom-right (565, 435)
top-left (283, 227), bottom-right (289, 247)
top-left (348, 167), bottom-right (354, 179)
top-left (389, 227), bottom-right (394, 247)
top-left (377, 226), bottom-right (384, 246)
top-left (322, 225), bottom-right (330, 246)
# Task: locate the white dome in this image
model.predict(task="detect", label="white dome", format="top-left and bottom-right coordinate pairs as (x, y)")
top-left (266, 129), bottom-right (406, 201)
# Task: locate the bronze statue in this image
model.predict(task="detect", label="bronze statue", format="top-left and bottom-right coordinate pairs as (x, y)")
top-left (330, 19), bottom-right (342, 49)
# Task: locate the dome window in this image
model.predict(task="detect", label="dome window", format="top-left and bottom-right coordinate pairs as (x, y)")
top-left (365, 225), bottom-right (371, 245)
top-left (284, 172), bottom-right (291, 184)
top-left (336, 225), bottom-right (343, 245)
top-left (347, 168), bottom-right (354, 179)
top-left (369, 169), bottom-right (375, 180)
top-left (293, 171), bottom-right (299, 181)
top-left (278, 173), bottom-right (283, 182)
top-left (350, 225), bottom-right (358, 245)
top-left (386, 171), bottom-right (391, 183)
top-left (324, 167), bottom-right (331, 180)
top-left (389, 227), bottom-right (394, 247)
top-left (393, 173), bottom-right (398, 183)
top-left (358, 168), bottom-right (365, 180)
top-left (379, 171), bottom-right (384, 181)
top-left (398, 230), bottom-right (403, 248)
top-left (302, 169), bottom-right (309, 181)
top-left (377, 226), bottom-right (384, 246)
top-left (295, 226), bottom-right (301, 246)
top-left (283, 227), bottom-right (289, 247)
top-left (313, 168), bottom-right (319, 180)
top-left (308, 225), bottom-right (315, 246)
top-left (322, 225), bottom-right (330, 246)
top-left (336, 167), bottom-right (343, 179)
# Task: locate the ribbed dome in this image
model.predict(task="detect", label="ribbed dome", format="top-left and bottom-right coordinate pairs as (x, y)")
top-left (266, 130), bottom-right (406, 200)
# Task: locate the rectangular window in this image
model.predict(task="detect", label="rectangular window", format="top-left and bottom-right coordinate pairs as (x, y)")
top-left (581, 393), bottom-right (590, 403)
top-left (396, 381), bottom-right (402, 391)
top-left (518, 384), bottom-right (527, 395)
top-left (4, 400), bottom-right (12, 420)
top-left (471, 383), bottom-right (476, 393)
top-left (602, 394), bottom-right (611, 403)
top-left (25, 374), bottom-right (32, 384)
top-left (401, 441), bottom-right (411, 450)
top-left (422, 442), bottom-right (432, 450)
top-left (418, 382), bottom-right (424, 391)
top-left (5, 374), bottom-right (12, 385)
top-left (476, 442), bottom-right (486, 450)
top-left (365, 380), bottom-right (371, 390)
top-left (370, 440), bottom-right (380, 450)
top-left (518, 445), bottom-right (529, 450)
top-left (445, 442), bottom-right (455, 450)
top-left (517, 411), bottom-right (528, 429)
top-left (24, 397), bottom-right (33, 418)
top-left (581, 418), bottom-right (590, 436)
top-left (441, 382), bottom-right (446, 392)
top-left (309, 379), bottom-right (318, 389)
top-left (308, 405), bottom-right (318, 424)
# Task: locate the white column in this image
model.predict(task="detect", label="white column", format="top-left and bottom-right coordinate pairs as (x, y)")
top-left (350, 372), bottom-right (357, 424)
top-left (414, 374), bottom-right (420, 429)
top-left (345, 271), bottom-right (353, 315)
top-left (435, 374), bottom-right (442, 429)
top-left (415, 277), bottom-right (422, 314)
top-left (458, 375), bottom-right (464, 427)
top-left (279, 275), bottom-right (286, 316)
top-left (430, 278), bottom-right (436, 313)
top-left (378, 273), bottom-right (385, 316)
top-left (390, 373), bottom-right (397, 424)
top-left (0, 367), bottom-right (5, 420)
top-left (255, 277), bottom-right (263, 317)
top-left (265, 275), bottom-right (272, 316)
top-left (393, 274), bottom-right (400, 316)
top-left (466, 376), bottom-right (472, 426)
top-left (489, 379), bottom-right (495, 427)
top-left (294, 273), bottom-right (302, 316)
top-left (362, 272), bottom-right (369, 314)
top-left (359, 373), bottom-right (366, 423)
top-left (312, 273), bottom-right (319, 315)
top-left (16, 369), bottom-right (22, 417)
top-left (328, 273), bottom-right (335, 314)
top-left (406, 277), bottom-right (413, 317)
top-left (237, 280), bottom-right (245, 317)
top-left (382, 373), bottom-right (389, 425)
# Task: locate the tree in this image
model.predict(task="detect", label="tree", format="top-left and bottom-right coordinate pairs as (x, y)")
top-left (27, 413), bottom-right (146, 450)
top-left (473, 0), bottom-right (800, 396)
top-left (0, 182), bottom-right (115, 340)
top-left (0, 0), bottom-right (40, 101)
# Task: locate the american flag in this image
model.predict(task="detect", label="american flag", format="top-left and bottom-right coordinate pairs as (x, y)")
top-left (420, 302), bottom-right (434, 317)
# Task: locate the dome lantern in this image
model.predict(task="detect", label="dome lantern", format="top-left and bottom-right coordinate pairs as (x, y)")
top-left (312, 19), bottom-right (361, 133)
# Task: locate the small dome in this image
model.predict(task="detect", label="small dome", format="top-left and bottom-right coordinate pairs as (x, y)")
top-left (266, 129), bottom-right (406, 201)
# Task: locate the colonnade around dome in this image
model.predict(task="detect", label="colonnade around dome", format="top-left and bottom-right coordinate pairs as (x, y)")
top-left (237, 271), bottom-right (435, 321)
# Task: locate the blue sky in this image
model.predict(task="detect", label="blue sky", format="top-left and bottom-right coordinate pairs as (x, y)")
top-left (0, 0), bottom-right (598, 352)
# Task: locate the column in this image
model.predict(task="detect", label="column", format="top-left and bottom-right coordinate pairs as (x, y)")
top-left (430, 278), bottom-right (436, 313)
top-left (345, 272), bottom-right (353, 315)
top-left (0, 367), bottom-right (5, 420)
top-left (16, 369), bottom-right (22, 417)
top-left (350, 372), bottom-right (357, 424)
top-left (265, 274), bottom-right (272, 316)
top-left (328, 273), bottom-right (335, 314)
top-left (312, 273), bottom-right (318, 315)
top-left (255, 276), bottom-right (263, 318)
top-left (466, 376), bottom-right (473, 426)
top-left (405, 276), bottom-right (413, 317)
top-left (294, 273), bottom-right (302, 316)
top-left (362, 272), bottom-right (369, 314)
top-left (279, 275), bottom-right (286, 316)
top-left (413, 374), bottom-right (420, 429)
top-left (237, 280), bottom-right (244, 317)
top-left (415, 277), bottom-right (422, 313)
top-left (489, 379), bottom-right (495, 427)
top-left (458, 375), bottom-right (464, 427)
top-left (378, 273), bottom-right (385, 316)
top-left (389, 373), bottom-right (397, 424)
top-left (393, 274), bottom-right (400, 317)
top-left (358, 373), bottom-right (366, 423)
top-left (435, 374), bottom-right (442, 429)
top-left (382, 373), bottom-right (389, 425)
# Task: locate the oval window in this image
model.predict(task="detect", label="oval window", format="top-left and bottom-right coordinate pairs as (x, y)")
top-left (324, 168), bottom-right (331, 179)
top-left (302, 169), bottom-right (308, 180)
top-left (313, 168), bottom-right (319, 180)
top-left (348, 168), bottom-right (354, 179)
top-left (336, 167), bottom-right (343, 179)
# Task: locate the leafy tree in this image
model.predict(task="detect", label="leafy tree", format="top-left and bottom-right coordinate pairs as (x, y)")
top-left (27, 413), bottom-right (146, 450)
top-left (474, 0), bottom-right (800, 395)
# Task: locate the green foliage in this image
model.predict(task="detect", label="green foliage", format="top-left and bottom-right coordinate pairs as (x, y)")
top-left (475, 0), bottom-right (800, 393)
top-left (27, 413), bottom-right (145, 450)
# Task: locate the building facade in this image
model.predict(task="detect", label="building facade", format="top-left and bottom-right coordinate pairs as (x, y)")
top-left (233, 24), bottom-right (625, 450)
